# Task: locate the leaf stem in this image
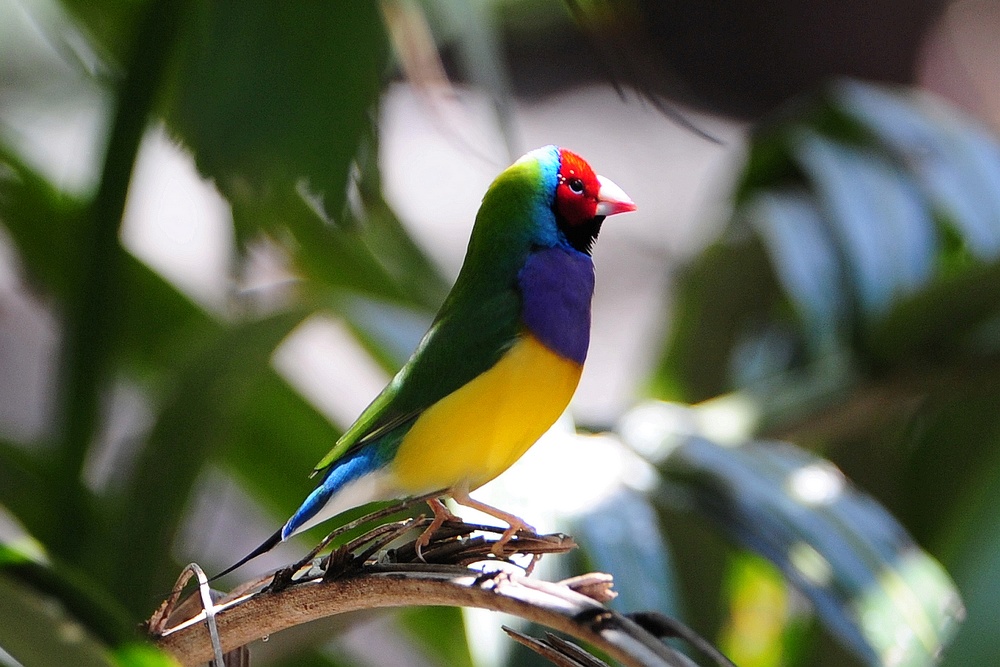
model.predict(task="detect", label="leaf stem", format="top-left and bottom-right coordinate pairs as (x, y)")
top-left (53, 0), bottom-right (186, 558)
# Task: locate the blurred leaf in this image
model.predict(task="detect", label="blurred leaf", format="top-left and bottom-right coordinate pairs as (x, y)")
top-left (742, 189), bottom-right (846, 351)
top-left (52, 0), bottom-right (188, 563)
top-left (398, 606), bottom-right (474, 667)
top-left (224, 369), bottom-right (341, 519)
top-left (2, 0), bottom-right (437, 632)
top-left (834, 80), bottom-right (1000, 264)
top-left (232, 188), bottom-right (415, 306)
top-left (58, 0), bottom-right (150, 67)
top-left (340, 297), bottom-right (433, 374)
top-left (96, 311), bottom-right (309, 614)
top-left (651, 237), bottom-right (783, 402)
top-left (116, 255), bottom-right (216, 380)
top-left (655, 80), bottom-right (1000, 401)
top-left (0, 572), bottom-right (115, 667)
top-left (345, 131), bottom-right (450, 310)
top-left (0, 440), bottom-right (61, 544)
top-left (640, 82), bottom-right (1000, 663)
top-left (0, 539), bottom-right (137, 650)
top-left (913, 398), bottom-right (1000, 667)
top-left (112, 642), bottom-right (181, 667)
top-left (0, 143), bottom-right (85, 300)
top-left (572, 489), bottom-right (681, 620)
top-left (167, 1), bottom-right (388, 240)
top-left (792, 129), bottom-right (937, 321)
top-left (0, 142), bottom-right (213, 382)
top-left (656, 434), bottom-right (964, 666)
top-left (866, 259), bottom-right (1000, 365)
top-left (900, 391), bottom-right (1000, 547)
top-left (163, 2), bottom-right (448, 319)
top-left (718, 553), bottom-right (808, 667)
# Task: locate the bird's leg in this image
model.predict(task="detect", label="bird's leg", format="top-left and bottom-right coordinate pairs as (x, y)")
top-left (450, 487), bottom-right (535, 556)
top-left (415, 497), bottom-right (458, 561)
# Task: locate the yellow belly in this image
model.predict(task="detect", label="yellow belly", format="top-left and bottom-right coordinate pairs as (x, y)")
top-left (390, 333), bottom-right (583, 493)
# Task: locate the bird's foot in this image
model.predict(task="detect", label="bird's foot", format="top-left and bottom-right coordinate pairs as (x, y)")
top-left (415, 497), bottom-right (458, 561)
top-left (491, 516), bottom-right (536, 557)
top-left (447, 487), bottom-right (536, 557)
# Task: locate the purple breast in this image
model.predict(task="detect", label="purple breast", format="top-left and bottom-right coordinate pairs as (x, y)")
top-left (517, 246), bottom-right (595, 365)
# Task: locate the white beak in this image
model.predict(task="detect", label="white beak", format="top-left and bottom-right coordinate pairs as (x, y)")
top-left (595, 175), bottom-right (637, 217)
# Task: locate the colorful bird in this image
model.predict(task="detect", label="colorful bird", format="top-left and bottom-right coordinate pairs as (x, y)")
top-left (216, 145), bottom-right (635, 578)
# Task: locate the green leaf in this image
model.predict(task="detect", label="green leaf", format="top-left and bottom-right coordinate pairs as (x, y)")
top-left (57, 0), bottom-right (151, 67)
top-left (742, 189), bottom-right (846, 350)
top-left (572, 489), bottom-right (682, 619)
top-left (339, 297), bottom-right (433, 373)
top-left (167, 1), bottom-right (389, 240)
top-left (233, 188), bottom-right (415, 306)
top-left (0, 542), bottom-right (136, 649)
top-left (51, 0), bottom-right (189, 562)
top-left (162, 2), bottom-right (439, 322)
top-left (0, 143), bottom-right (85, 300)
top-left (654, 80), bottom-right (1000, 400)
top-left (915, 405), bottom-right (1000, 667)
top-left (115, 254), bottom-right (216, 380)
top-left (656, 434), bottom-right (964, 666)
top-left (650, 237), bottom-right (783, 401)
top-left (398, 606), bottom-right (474, 667)
top-left (224, 369), bottom-right (342, 519)
top-left (718, 553), bottom-right (809, 667)
top-left (0, 138), bottom-right (214, 385)
top-left (112, 642), bottom-right (180, 667)
top-left (865, 258), bottom-right (1000, 364)
top-left (0, 441), bottom-right (56, 543)
top-left (94, 311), bottom-right (309, 615)
top-left (344, 131), bottom-right (450, 311)
top-left (0, 572), bottom-right (115, 667)
top-left (834, 80), bottom-right (1000, 264)
top-left (790, 128), bottom-right (937, 323)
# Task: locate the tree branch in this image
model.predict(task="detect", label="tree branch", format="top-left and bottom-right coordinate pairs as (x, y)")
top-left (155, 565), bottom-right (698, 666)
top-left (148, 510), bottom-right (717, 666)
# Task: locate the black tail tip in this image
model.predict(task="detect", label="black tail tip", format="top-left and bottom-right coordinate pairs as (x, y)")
top-left (208, 528), bottom-right (283, 583)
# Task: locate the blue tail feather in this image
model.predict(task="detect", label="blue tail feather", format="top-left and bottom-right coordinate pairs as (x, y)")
top-left (211, 432), bottom-right (402, 580)
top-left (281, 444), bottom-right (393, 539)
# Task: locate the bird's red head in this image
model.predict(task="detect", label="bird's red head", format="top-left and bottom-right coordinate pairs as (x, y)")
top-left (553, 148), bottom-right (636, 252)
top-left (554, 149), bottom-right (637, 226)
top-left (555, 150), bottom-right (602, 226)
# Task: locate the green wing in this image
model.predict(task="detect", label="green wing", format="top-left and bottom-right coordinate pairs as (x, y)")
top-left (313, 283), bottom-right (522, 472)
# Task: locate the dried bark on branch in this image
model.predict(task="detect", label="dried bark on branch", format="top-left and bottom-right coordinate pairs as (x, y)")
top-left (148, 500), bottom-right (730, 667)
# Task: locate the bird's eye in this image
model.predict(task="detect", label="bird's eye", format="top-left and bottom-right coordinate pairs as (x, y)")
top-left (568, 177), bottom-right (584, 194)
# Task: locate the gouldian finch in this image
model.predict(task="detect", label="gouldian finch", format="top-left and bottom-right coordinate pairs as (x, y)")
top-left (218, 145), bottom-right (635, 577)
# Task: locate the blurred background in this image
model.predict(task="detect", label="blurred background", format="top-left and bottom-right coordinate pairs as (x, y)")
top-left (1, 0), bottom-right (999, 665)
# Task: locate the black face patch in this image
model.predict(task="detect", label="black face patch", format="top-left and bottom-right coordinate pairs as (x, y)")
top-left (556, 214), bottom-right (604, 255)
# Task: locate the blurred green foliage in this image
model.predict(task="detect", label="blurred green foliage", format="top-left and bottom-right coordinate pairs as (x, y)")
top-left (649, 81), bottom-right (1000, 666)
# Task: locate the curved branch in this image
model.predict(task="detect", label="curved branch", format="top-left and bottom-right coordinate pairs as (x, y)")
top-left (149, 511), bottom-right (708, 667)
top-left (152, 565), bottom-right (690, 667)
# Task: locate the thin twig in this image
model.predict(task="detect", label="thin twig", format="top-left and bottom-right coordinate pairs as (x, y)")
top-left (504, 626), bottom-right (610, 667)
top-left (629, 612), bottom-right (738, 667)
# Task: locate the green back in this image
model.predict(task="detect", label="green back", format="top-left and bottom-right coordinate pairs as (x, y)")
top-left (314, 153), bottom-right (554, 471)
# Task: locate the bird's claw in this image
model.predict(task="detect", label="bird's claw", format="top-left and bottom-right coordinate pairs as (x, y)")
top-left (414, 530), bottom-right (430, 562)
top-left (489, 519), bottom-right (536, 557)
top-left (415, 497), bottom-right (456, 561)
